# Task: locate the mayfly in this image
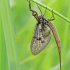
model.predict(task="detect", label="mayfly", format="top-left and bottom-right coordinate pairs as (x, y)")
top-left (27, 0), bottom-right (61, 70)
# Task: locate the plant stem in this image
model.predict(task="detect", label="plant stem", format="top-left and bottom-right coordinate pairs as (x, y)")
top-left (31, 0), bottom-right (70, 23)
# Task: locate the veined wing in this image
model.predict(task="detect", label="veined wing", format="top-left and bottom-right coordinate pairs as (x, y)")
top-left (31, 23), bottom-right (51, 55)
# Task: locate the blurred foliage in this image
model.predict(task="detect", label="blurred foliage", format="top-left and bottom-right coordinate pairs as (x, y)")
top-left (0, 0), bottom-right (70, 70)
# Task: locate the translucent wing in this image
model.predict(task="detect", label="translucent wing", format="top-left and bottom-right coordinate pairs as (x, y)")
top-left (31, 23), bottom-right (51, 55)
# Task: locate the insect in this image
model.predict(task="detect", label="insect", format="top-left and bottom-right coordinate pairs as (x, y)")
top-left (27, 0), bottom-right (61, 70)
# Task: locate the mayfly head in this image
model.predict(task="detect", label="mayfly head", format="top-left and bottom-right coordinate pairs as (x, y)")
top-left (38, 16), bottom-right (46, 23)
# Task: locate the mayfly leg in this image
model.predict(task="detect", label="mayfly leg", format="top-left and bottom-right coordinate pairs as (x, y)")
top-left (27, 0), bottom-right (33, 11)
top-left (48, 10), bottom-right (55, 21)
top-left (27, 0), bottom-right (38, 20)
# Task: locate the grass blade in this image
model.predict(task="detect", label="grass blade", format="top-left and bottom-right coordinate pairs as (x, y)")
top-left (0, 0), bottom-right (20, 70)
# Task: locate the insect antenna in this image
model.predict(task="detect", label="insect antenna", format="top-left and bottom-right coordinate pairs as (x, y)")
top-left (37, 5), bottom-right (46, 17)
top-left (43, 8), bottom-right (46, 17)
top-left (37, 5), bottom-right (43, 16)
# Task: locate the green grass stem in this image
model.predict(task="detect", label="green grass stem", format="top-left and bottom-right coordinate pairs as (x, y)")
top-left (30, 0), bottom-right (70, 23)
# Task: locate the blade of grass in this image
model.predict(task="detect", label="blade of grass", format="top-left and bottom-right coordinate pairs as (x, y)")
top-left (0, 0), bottom-right (20, 70)
top-left (0, 13), bottom-right (2, 70)
top-left (0, 13), bottom-right (8, 70)
top-left (0, 15), bottom-right (9, 70)
top-left (30, 0), bottom-right (70, 23)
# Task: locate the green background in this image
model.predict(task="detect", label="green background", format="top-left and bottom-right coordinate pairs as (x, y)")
top-left (0, 0), bottom-right (70, 70)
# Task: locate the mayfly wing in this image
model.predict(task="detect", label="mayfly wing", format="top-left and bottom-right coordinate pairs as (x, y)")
top-left (31, 22), bottom-right (51, 55)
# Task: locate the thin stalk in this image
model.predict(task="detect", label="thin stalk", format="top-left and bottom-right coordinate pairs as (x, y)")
top-left (31, 0), bottom-right (70, 23)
